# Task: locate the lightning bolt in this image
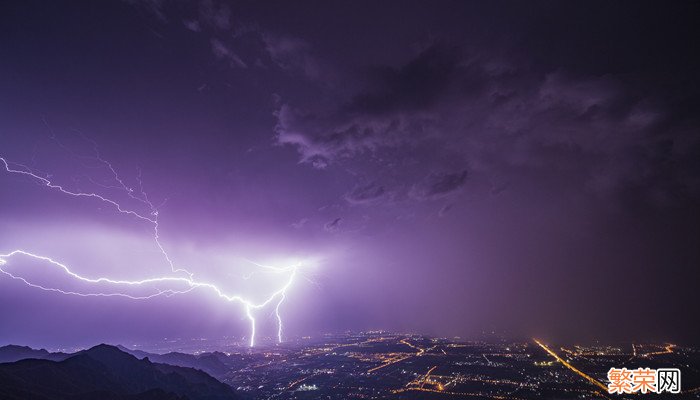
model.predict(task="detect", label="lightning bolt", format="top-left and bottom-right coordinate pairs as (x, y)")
top-left (0, 153), bottom-right (301, 347)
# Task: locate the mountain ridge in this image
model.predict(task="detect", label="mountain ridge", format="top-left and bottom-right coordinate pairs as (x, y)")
top-left (0, 344), bottom-right (238, 400)
top-left (0, 344), bottom-right (70, 363)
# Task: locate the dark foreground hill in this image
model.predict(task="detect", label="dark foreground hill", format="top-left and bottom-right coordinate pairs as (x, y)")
top-left (0, 343), bottom-right (246, 381)
top-left (0, 344), bottom-right (238, 400)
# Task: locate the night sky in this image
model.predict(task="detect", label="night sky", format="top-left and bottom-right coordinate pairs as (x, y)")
top-left (1, 0), bottom-right (699, 348)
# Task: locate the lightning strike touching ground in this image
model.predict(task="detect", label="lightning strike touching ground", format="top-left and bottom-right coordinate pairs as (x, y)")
top-left (0, 154), bottom-right (302, 347)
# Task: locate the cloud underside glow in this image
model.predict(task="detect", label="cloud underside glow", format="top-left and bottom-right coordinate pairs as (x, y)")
top-left (0, 156), bottom-right (301, 347)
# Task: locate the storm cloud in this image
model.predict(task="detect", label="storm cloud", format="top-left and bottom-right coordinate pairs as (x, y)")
top-left (1, 0), bottom-right (699, 346)
top-left (275, 41), bottom-right (700, 206)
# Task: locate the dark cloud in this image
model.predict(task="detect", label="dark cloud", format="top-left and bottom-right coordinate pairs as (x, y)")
top-left (345, 182), bottom-right (386, 205)
top-left (275, 41), bottom-right (700, 206)
top-left (183, 19), bottom-right (201, 32)
top-left (157, 0), bottom-right (332, 79)
top-left (426, 170), bottom-right (467, 197)
top-left (198, 0), bottom-right (231, 30)
top-left (123, 0), bottom-right (167, 21)
top-left (274, 104), bottom-right (402, 168)
top-left (291, 218), bottom-right (308, 229)
top-left (324, 217), bottom-right (341, 232)
top-left (210, 38), bottom-right (247, 68)
top-left (438, 203), bottom-right (453, 217)
top-left (273, 44), bottom-right (469, 170)
top-left (348, 44), bottom-right (463, 115)
top-left (121, 0), bottom-right (700, 210)
top-left (411, 170), bottom-right (468, 200)
top-left (262, 34), bottom-right (331, 82)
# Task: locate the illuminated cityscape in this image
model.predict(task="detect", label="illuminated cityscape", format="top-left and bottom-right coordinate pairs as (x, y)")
top-left (70, 332), bottom-right (696, 399)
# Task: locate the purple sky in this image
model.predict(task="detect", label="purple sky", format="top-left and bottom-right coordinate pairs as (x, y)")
top-left (1, 0), bottom-right (699, 348)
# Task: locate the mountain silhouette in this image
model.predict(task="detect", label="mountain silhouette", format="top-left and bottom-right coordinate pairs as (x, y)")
top-left (0, 345), bottom-right (70, 363)
top-left (115, 346), bottom-right (240, 380)
top-left (0, 344), bottom-right (238, 400)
